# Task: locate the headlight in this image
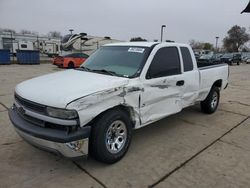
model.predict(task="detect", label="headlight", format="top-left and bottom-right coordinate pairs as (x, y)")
top-left (46, 107), bottom-right (78, 119)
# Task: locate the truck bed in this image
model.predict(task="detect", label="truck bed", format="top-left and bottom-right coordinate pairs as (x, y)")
top-left (197, 62), bottom-right (226, 69)
top-left (197, 62), bottom-right (229, 101)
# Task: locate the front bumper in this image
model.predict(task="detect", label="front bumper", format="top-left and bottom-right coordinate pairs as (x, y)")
top-left (9, 106), bottom-right (90, 158)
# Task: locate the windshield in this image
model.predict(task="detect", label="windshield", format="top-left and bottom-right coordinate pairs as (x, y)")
top-left (81, 46), bottom-right (150, 77)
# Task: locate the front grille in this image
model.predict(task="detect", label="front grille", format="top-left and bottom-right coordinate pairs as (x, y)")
top-left (14, 93), bottom-right (79, 133)
top-left (16, 107), bottom-right (45, 127)
top-left (15, 105), bottom-right (74, 132)
top-left (15, 94), bottom-right (46, 114)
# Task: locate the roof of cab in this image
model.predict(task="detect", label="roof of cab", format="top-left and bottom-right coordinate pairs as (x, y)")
top-left (104, 42), bottom-right (190, 48)
top-left (104, 42), bottom-right (158, 47)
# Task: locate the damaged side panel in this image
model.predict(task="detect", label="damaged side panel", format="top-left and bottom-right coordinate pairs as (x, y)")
top-left (67, 85), bottom-right (142, 128)
top-left (139, 76), bottom-right (184, 126)
top-left (140, 85), bottom-right (182, 125)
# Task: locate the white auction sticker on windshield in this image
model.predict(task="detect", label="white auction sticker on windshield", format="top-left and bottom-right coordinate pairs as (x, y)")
top-left (128, 47), bottom-right (145, 53)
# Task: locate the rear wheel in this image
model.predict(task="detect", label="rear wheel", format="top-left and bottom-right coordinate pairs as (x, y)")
top-left (68, 62), bottom-right (74, 69)
top-left (200, 87), bottom-right (220, 114)
top-left (90, 109), bottom-right (132, 164)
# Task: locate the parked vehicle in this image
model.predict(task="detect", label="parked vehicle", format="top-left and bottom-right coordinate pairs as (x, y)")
top-left (9, 42), bottom-right (229, 164)
top-left (194, 52), bottom-right (200, 60)
top-left (53, 53), bottom-right (89, 68)
top-left (242, 53), bottom-right (250, 63)
top-left (39, 41), bottom-right (60, 57)
top-left (220, 53), bottom-right (241, 65)
top-left (246, 58), bottom-right (250, 64)
top-left (12, 41), bottom-right (34, 55)
top-left (198, 53), bottom-right (221, 64)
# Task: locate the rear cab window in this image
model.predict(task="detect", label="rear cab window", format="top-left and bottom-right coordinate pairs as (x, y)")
top-left (180, 47), bottom-right (194, 72)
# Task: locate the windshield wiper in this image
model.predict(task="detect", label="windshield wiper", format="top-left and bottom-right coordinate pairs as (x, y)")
top-left (77, 67), bottom-right (123, 77)
top-left (91, 69), bottom-right (119, 76)
top-left (76, 67), bottom-right (92, 72)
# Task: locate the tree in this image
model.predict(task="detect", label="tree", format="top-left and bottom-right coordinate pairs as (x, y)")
top-left (20, 29), bottom-right (32, 34)
top-left (47, 31), bottom-right (62, 39)
top-left (203, 43), bottom-right (213, 50)
top-left (189, 40), bottom-right (214, 50)
top-left (223, 25), bottom-right (250, 52)
top-left (189, 39), bottom-right (203, 49)
top-left (130, 37), bottom-right (147, 42)
top-left (0, 28), bottom-right (16, 33)
top-left (19, 29), bottom-right (38, 35)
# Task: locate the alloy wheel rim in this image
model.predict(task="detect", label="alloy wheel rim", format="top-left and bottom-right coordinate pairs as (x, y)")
top-left (105, 120), bottom-right (127, 154)
top-left (211, 92), bottom-right (218, 109)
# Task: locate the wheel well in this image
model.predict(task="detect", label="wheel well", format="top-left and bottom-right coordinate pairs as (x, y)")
top-left (212, 79), bottom-right (222, 89)
top-left (89, 105), bottom-right (136, 128)
top-left (68, 61), bottom-right (74, 67)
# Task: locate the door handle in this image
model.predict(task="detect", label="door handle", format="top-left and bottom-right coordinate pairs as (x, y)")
top-left (176, 80), bottom-right (185, 86)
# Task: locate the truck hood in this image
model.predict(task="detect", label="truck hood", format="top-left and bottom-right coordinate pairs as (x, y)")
top-left (15, 69), bottom-right (129, 108)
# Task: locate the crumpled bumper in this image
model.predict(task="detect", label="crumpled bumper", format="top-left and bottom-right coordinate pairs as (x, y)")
top-left (9, 106), bottom-right (90, 158)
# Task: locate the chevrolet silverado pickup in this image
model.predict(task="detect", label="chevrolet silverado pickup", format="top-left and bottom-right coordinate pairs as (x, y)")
top-left (9, 42), bottom-right (229, 164)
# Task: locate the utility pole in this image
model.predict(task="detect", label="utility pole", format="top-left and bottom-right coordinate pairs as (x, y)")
top-left (37, 35), bottom-right (39, 51)
top-left (215, 36), bottom-right (219, 52)
top-left (161, 25), bottom-right (166, 42)
top-left (69, 29), bottom-right (74, 35)
top-left (10, 31), bottom-right (14, 62)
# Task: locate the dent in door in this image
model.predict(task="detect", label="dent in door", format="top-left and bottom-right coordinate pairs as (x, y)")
top-left (140, 79), bottom-right (182, 126)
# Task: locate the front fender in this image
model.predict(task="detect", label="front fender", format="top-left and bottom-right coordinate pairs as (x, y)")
top-left (66, 87), bottom-right (125, 126)
top-left (66, 86), bottom-right (141, 128)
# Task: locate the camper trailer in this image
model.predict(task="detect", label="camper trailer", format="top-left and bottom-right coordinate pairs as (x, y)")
top-left (37, 40), bottom-right (60, 57)
top-left (12, 41), bottom-right (34, 54)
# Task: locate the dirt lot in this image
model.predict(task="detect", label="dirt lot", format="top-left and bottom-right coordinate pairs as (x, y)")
top-left (0, 63), bottom-right (249, 188)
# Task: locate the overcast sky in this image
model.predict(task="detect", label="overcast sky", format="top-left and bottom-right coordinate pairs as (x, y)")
top-left (0, 0), bottom-right (249, 46)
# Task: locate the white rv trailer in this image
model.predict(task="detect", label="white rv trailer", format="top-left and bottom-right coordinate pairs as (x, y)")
top-left (0, 32), bottom-right (61, 56)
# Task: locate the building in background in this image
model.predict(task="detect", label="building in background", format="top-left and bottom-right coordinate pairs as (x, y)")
top-left (0, 32), bottom-right (61, 57)
top-left (0, 32), bottom-right (123, 58)
top-left (60, 33), bottom-right (123, 55)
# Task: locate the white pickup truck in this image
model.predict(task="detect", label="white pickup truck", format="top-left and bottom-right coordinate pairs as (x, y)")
top-left (9, 42), bottom-right (229, 163)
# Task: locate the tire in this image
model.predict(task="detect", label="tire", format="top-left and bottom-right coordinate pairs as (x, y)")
top-left (200, 87), bottom-right (220, 114)
top-left (90, 109), bottom-right (132, 164)
top-left (68, 62), bottom-right (74, 69)
top-left (237, 61), bottom-right (240, 65)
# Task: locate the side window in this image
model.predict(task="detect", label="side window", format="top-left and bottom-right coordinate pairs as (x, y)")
top-left (181, 47), bottom-right (193, 72)
top-left (21, 44), bottom-right (27, 48)
top-left (147, 47), bottom-right (181, 79)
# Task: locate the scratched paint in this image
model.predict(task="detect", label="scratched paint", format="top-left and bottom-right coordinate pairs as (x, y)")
top-left (150, 84), bottom-right (170, 89)
top-left (67, 85), bottom-right (142, 128)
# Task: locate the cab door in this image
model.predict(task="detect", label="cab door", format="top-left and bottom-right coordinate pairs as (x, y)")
top-left (140, 46), bottom-right (185, 125)
top-left (179, 46), bottom-right (199, 108)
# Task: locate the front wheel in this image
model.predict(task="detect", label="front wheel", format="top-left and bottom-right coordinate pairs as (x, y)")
top-left (200, 87), bottom-right (220, 114)
top-left (90, 109), bottom-right (132, 164)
